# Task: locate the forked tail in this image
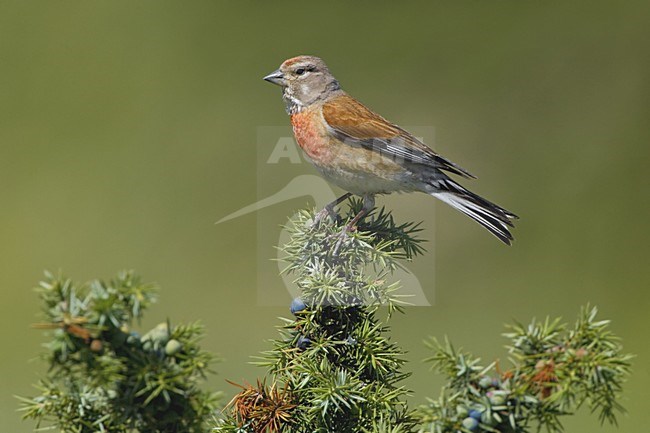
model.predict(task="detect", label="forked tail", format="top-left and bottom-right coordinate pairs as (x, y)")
top-left (432, 179), bottom-right (518, 245)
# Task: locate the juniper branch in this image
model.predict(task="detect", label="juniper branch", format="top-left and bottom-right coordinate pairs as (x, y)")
top-left (417, 306), bottom-right (632, 433)
top-left (218, 204), bottom-right (425, 433)
top-left (20, 271), bottom-right (219, 433)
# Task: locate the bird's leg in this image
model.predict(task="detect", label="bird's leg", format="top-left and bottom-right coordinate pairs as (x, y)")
top-left (346, 194), bottom-right (375, 232)
top-left (332, 195), bottom-right (375, 256)
top-left (314, 192), bottom-right (352, 225)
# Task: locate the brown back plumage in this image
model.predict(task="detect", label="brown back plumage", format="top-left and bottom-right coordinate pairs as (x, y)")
top-left (322, 94), bottom-right (475, 178)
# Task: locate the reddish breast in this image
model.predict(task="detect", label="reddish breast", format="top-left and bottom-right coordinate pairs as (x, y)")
top-left (290, 110), bottom-right (329, 162)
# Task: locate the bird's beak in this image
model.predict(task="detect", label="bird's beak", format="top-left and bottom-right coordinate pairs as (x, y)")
top-left (263, 69), bottom-right (286, 86)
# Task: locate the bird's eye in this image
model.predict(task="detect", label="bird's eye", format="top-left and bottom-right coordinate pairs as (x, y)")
top-left (295, 68), bottom-right (305, 76)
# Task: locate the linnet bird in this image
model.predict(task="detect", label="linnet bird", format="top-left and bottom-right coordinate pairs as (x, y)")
top-left (263, 55), bottom-right (518, 245)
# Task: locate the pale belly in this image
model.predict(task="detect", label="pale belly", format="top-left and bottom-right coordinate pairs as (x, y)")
top-left (303, 151), bottom-right (418, 196)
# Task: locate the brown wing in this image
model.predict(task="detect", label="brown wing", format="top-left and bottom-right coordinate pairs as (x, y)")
top-left (322, 94), bottom-right (475, 179)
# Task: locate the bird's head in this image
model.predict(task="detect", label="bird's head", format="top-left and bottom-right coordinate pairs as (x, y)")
top-left (263, 55), bottom-right (341, 113)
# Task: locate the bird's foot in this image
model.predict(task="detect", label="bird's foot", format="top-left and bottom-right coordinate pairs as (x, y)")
top-left (311, 193), bottom-right (352, 227)
top-left (332, 227), bottom-right (351, 257)
top-left (327, 194), bottom-right (372, 257)
top-left (331, 216), bottom-right (362, 256)
top-left (313, 206), bottom-right (340, 226)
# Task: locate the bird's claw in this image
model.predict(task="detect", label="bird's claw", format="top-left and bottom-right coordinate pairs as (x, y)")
top-left (331, 222), bottom-right (360, 256)
top-left (311, 192), bottom-right (353, 228)
top-left (331, 228), bottom-right (350, 257)
top-left (313, 206), bottom-right (340, 226)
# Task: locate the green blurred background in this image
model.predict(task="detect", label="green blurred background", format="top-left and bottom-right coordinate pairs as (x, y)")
top-left (2, 1), bottom-right (649, 431)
